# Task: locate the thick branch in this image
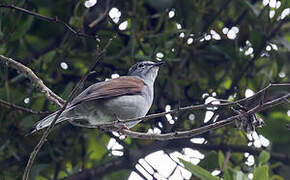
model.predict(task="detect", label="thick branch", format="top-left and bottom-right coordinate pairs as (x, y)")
top-left (0, 54), bottom-right (65, 107)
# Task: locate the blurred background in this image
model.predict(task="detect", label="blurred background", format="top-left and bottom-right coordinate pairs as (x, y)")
top-left (0, 0), bottom-right (289, 179)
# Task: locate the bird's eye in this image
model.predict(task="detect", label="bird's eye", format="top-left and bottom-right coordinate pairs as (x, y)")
top-left (138, 64), bottom-right (145, 68)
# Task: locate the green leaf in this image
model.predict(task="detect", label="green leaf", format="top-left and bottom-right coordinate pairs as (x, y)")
top-left (30, 164), bottom-right (50, 180)
top-left (198, 151), bottom-right (219, 171)
top-left (69, 16), bottom-right (82, 28)
top-left (61, 82), bottom-right (74, 99)
top-left (220, 76), bottom-right (232, 89)
top-left (249, 30), bottom-right (264, 53)
top-left (223, 170), bottom-right (232, 180)
top-left (235, 171), bottom-right (250, 180)
top-left (270, 175), bottom-right (284, 180)
top-left (20, 115), bottom-right (38, 129)
top-left (243, 0), bottom-right (260, 16)
top-left (87, 131), bottom-right (107, 160)
top-left (258, 151), bottom-right (270, 166)
top-left (42, 50), bottom-right (56, 64)
top-left (260, 112), bottom-right (290, 153)
top-left (31, 96), bottom-right (46, 112)
top-left (218, 151), bottom-right (225, 169)
top-left (180, 159), bottom-right (219, 180)
top-left (253, 165), bottom-right (269, 180)
top-left (10, 16), bottom-right (34, 41)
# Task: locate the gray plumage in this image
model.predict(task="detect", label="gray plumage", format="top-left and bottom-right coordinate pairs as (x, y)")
top-left (31, 61), bottom-right (163, 133)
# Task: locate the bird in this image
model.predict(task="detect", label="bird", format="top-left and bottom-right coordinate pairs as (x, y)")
top-left (31, 61), bottom-right (164, 133)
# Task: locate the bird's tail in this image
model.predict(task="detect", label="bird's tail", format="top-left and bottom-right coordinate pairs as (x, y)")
top-left (29, 110), bottom-right (68, 134)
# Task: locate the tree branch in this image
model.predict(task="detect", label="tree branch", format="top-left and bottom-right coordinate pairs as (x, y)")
top-left (0, 98), bottom-right (50, 115)
top-left (88, 0), bottom-right (111, 28)
top-left (0, 4), bottom-right (96, 39)
top-left (22, 39), bottom-right (113, 180)
top-left (0, 54), bottom-right (65, 107)
top-left (120, 92), bottom-right (289, 140)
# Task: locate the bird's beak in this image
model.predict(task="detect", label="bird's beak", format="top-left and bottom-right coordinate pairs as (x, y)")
top-left (154, 61), bottom-right (165, 67)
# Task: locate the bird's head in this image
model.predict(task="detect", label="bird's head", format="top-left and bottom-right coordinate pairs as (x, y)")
top-left (128, 61), bottom-right (164, 83)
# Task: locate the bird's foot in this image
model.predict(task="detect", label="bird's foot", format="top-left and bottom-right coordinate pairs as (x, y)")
top-left (112, 114), bottom-right (128, 138)
top-left (115, 123), bottom-right (129, 131)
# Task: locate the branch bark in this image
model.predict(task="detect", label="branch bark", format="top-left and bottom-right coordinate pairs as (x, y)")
top-left (0, 54), bottom-right (65, 107)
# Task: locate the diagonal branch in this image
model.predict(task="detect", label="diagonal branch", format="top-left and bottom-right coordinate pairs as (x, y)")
top-left (0, 4), bottom-right (96, 39)
top-left (0, 54), bottom-right (65, 107)
top-left (22, 39), bottom-right (113, 180)
top-left (88, 0), bottom-right (111, 28)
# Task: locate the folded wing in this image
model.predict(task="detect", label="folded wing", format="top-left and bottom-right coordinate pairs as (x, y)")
top-left (70, 76), bottom-right (144, 106)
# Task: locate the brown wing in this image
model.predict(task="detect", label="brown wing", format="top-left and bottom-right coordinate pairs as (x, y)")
top-left (70, 76), bottom-right (144, 106)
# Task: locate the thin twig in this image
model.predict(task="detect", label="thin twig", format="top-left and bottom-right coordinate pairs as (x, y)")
top-left (0, 54), bottom-right (65, 107)
top-left (0, 99), bottom-right (50, 115)
top-left (0, 4), bottom-right (96, 39)
top-left (88, 0), bottom-right (111, 28)
top-left (22, 38), bottom-right (113, 180)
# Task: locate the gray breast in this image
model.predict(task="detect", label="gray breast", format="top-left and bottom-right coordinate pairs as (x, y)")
top-left (103, 84), bottom-right (154, 127)
top-left (66, 84), bottom-right (154, 128)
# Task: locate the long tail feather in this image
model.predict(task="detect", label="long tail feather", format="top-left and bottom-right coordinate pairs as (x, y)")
top-left (29, 110), bottom-right (67, 134)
